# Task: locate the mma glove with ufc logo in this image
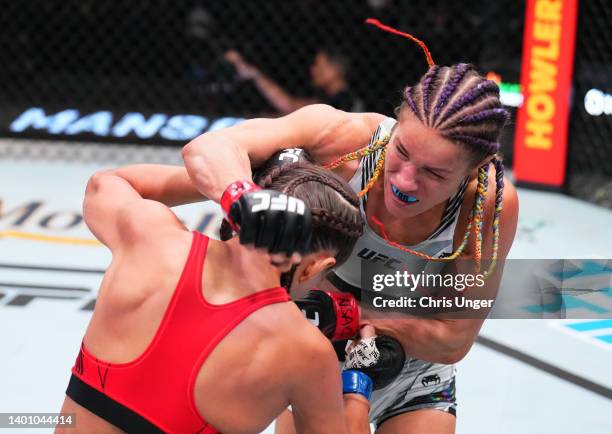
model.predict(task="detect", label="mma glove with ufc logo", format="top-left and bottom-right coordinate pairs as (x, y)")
top-left (221, 180), bottom-right (312, 255)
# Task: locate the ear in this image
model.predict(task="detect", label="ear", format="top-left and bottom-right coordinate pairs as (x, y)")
top-left (298, 255), bottom-right (336, 283)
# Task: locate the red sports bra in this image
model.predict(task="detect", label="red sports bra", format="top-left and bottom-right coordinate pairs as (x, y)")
top-left (66, 231), bottom-right (290, 433)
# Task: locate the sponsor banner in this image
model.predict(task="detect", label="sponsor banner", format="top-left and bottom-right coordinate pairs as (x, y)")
top-left (1, 106), bottom-right (244, 145)
top-left (360, 258), bottom-right (612, 319)
top-left (513, 0), bottom-right (578, 188)
top-left (584, 88), bottom-right (612, 117)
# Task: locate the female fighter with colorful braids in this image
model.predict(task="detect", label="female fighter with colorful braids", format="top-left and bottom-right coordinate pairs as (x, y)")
top-left (182, 20), bottom-right (519, 434)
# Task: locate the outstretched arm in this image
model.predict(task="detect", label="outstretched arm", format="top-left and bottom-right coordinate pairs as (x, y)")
top-left (225, 50), bottom-right (315, 114)
top-left (250, 72), bottom-right (315, 114)
top-left (289, 336), bottom-right (371, 434)
top-left (283, 325), bottom-right (404, 434)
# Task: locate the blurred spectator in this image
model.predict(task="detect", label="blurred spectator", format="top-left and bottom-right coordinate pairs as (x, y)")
top-left (224, 47), bottom-right (364, 114)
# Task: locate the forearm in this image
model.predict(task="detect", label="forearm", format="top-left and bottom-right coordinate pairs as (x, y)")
top-left (253, 73), bottom-right (309, 114)
top-left (182, 134), bottom-right (253, 202)
top-left (109, 164), bottom-right (206, 207)
top-left (368, 317), bottom-right (478, 365)
top-left (343, 394), bottom-right (371, 434)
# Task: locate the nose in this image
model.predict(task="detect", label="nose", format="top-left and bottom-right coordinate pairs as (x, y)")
top-left (396, 164), bottom-right (418, 191)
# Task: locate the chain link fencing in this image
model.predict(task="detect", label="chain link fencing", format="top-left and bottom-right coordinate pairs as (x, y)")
top-left (0, 1), bottom-right (523, 144)
top-left (567, 0), bottom-right (612, 208)
top-left (2, 0), bottom-right (611, 207)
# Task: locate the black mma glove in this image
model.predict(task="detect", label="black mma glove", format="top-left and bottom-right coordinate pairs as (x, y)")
top-left (220, 148), bottom-right (314, 255)
top-left (220, 181), bottom-right (312, 255)
top-left (294, 290), bottom-right (360, 341)
top-left (344, 330), bottom-right (406, 391)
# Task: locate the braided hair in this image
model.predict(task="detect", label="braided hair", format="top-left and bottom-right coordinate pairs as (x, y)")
top-left (325, 20), bottom-right (510, 277)
top-left (221, 162), bottom-right (364, 268)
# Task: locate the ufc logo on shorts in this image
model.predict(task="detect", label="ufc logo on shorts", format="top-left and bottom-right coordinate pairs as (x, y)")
top-left (278, 148), bottom-right (303, 163)
top-left (250, 192), bottom-right (306, 215)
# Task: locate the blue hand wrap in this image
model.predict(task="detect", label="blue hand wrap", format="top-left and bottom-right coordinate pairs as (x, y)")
top-left (342, 370), bottom-right (373, 400)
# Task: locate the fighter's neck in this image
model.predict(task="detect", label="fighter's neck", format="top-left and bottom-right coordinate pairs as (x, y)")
top-left (221, 238), bottom-right (283, 291)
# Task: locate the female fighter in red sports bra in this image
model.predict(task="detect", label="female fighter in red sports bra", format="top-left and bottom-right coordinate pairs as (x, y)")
top-left (56, 162), bottom-right (404, 434)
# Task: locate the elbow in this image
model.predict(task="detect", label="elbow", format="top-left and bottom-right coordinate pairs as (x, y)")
top-left (182, 138), bottom-right (213, 181)
top-left (182, 134), bottom-right (212, 166)
top-left (433, 324), bottom-right (475, 365)
top-left (181, 141), bottom-right (204, 179)
top-left (83, 170), bottom-right (116, 226)
top-left (439, 336), bottom-right (474, 364)
top-left (85, 170), bottom-right (114, 196)
top-left (438, 347), bottom-right (469, 365)
top-left (181, 140), bottom-right (199, 167)
top-left (182, 139), bottom-right (209, 180)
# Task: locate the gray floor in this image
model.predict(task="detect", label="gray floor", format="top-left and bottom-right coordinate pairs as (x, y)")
top-left (1, 140), bottom-right (611, 433)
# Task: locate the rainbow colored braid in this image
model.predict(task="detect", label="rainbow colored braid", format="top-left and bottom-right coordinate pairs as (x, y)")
top-left (485, 156), bottom-right (505, 278)
top-left (472, 164), bottom-right (490, 272)
top-left (324, 134), bottom-right (391, 197)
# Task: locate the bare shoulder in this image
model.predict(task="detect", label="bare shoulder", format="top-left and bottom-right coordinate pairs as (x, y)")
top-left (312, 108), bottom-right (388, 164)
top-left (283, 311), bottom-right (337, 378)
top-left (495, 175), bottom-right (519, 257)
top-left (116, 199), bottom-right (188, 249)
top-left (499, 176), bottom-right (518, 215)
top-left (259, 301), bottom-right (333, 362)
top-left (236, 300), bottom-right (336, 378)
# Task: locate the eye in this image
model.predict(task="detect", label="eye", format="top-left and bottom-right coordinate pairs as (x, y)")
top-left (427, 169), bottom-right (446, 180)
top-left (395, 142), bottom-right (410, 160)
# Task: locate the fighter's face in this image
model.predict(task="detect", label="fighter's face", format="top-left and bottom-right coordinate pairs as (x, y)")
top-left (382, 110), bottom-right (472, 219)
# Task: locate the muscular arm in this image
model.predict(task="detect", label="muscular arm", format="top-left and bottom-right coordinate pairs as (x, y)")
top-left (342, 395), bottom-right (371, 434)
top-left (365, 317), bottom-right (475, 365)
top-left (251, 72), bottom-right (316, 114)
top-left (110, 164), bottom-right (206, 206)
top-left (224, 49), bottom-right (315, 114)
top-left (289, 333), bottom-right (374, 434)
top-left (182, 104), bottom-right (381, 202)
top-left (83, 164), bottom-right (201, 250)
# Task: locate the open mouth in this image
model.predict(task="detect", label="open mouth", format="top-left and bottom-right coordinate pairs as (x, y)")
top-left (391, 184), bottom-right (419, 204)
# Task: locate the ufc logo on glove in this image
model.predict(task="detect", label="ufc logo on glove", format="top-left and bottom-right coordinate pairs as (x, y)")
top-left (250, 192), bottom-right (306, 214)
